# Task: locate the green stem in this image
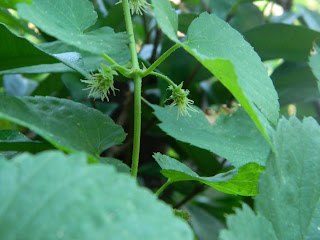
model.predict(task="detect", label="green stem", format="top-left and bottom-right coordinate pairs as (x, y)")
top-left (149, 71), bottom-right (177, 87)
top-left (101, 52), bottom-right (118, 65)
top-left (143, 43), bottom-right (181, 77)
top-left (101, 53), bottom-right (131, 77)
top-left (155, 180), bottom-right (172, 197)
top-left (122, 0), bottom-right (141, 178)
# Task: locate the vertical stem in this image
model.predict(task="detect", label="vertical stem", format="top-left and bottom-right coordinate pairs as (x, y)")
top-left (122, 0), bottom-right (141, 178)
top-left (131, 75), bottom-right (141, 178)
top-left (122, 0), bottom-right (139, 68)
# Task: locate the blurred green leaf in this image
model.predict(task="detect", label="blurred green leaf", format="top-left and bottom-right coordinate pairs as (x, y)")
top-left (271, 61), bottom-right (320, 106)
top-left (309, 39), bottom-right (320, 92)
top-left (0, 151), bottom-right (193, 240)
top-left (99, 157), bottom-right (130, 174)
top-left (0, 0), bottom-right (31, 9)
top-left (244, 24), bottom-right (320, 61)
top-left (186, 204), bottom-right (224, 240)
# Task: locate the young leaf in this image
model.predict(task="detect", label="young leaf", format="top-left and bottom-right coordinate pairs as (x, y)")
top-left (148, 102), bottom-right (270, 167)
top-left (17, 0), bottom-right (130, 59)
top-left (0, 151), bottom-right (193, 239)
top-left (309, 39), bottom-right (320, 92)
top-left (154, 153), bottom-right (264, 196)
top-left (151, 0), bottom-right (279, 141)
top-left (220, 117), bottom-right (320, 239)
top-left (0, 95), bottom-right (126, 158)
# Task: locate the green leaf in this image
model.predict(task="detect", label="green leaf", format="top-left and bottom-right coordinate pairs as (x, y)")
top-left (40, 41), bottom-right (129, 71)
top-left (17, 0), bottom-right (129, 58)
top-left (182, 13), bottom-right (279, 140)
top-left (0, 23), bottom-right (90, 77)
top-left (244, 24), bottom-right (320, 61)
top-left (0, 8), bottom-right (31, 35)
top-left (0, 151), bottom-right (193, 239)
top-left (151, 0), bottom-right (178, 41)
top-left (186, 204), bottom-right (224, 240)
top-left (154, 153), bottom-right (264, 196)
top-left (0, 0), bottom-right (31, 9)
top-left (148, 103), bottom-right (270, 167)
top-left (0, 95), bottom-right (126, 158)
top-left (0, 129), bottom-right (52, 157)
top-left (228, 3), bottom-right (264, 33)
top-left (99, 157), bottom-right (130, 174)
top-left (271, 62), bottom-right (320, 106)
top-left (309, 39), bottom-right (320, 92)
top-left (151, 2), bottom-right (279, 141)
top-left (0, 23), bottom-right (58, 71)
top-left (220, 117), bottom-right (320, 239)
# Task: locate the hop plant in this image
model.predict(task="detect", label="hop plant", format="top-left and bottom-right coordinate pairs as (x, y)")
top-left (81, 64), bottom-right (118, 101)
top-left (167, 83), bottom-right (196, 117)
top-left (118, 0), bottom-right (150, 15)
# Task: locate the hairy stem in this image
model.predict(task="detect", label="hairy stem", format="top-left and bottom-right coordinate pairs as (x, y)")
top-left (143, 43), bottom-right (181, 77)
top-left (122, 0), bottom-right (141, 178)
top-left (149, 71), bottom-right (177, 87)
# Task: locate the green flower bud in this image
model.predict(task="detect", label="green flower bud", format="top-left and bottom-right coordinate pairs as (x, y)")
top-left (81, 64), bottom-right (118, 101)
top-left (167, 83), bottom-right (196, 117)
top-left (119, 0), bottom-right (150, 15)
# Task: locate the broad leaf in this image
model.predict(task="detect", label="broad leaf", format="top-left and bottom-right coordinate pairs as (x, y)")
top-left (220, 117), bottom-right (320, 239)
top-left (182, 13), bottom-right (279, 140)
top-left (17, 0), bottom-right (129, 59)
top-left (148, 102), bottom-right (270, 167)
top-left (0, 151), bottom-right (193, 239)
top-left (0, 23), bottom-right (57, 71)
top-left (244, 24), bottom-right (320, 61)
top-left (151, 1), bottom-right (279, 141)
top-left (309, 39), bottom-right (320, 92)
top-left (0, 24), bottom-right (90, 77)
top-left (0, 95), bottom-right (126, 158)
top-left (154, 153), bottom-right (264, 196)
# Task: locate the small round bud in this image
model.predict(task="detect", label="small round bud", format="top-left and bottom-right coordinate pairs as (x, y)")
top-left (167, 83), bottom-right (196, 117)
top-left (81, 64), bottom-right (119, 101)
top-left (118, 0), bottom-right (150, 15)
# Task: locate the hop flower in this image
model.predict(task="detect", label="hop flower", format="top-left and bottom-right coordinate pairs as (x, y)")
top-left (167, 83), bottom-right (196, 117)
top-left (81, 64), bottom-right (118, 101)
top-left (118, 0), bottom-right (150, 15)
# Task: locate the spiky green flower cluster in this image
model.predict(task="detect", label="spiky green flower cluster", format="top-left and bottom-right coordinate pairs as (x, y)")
top-left (167, 83), bottom-right (196, 117)
top-left (119, 0), bottom-right (150, 15)
top-left (81, 64), bottom-right (118, 101)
